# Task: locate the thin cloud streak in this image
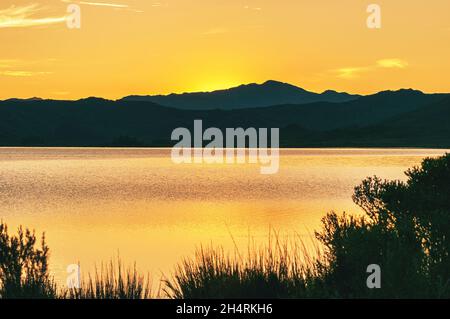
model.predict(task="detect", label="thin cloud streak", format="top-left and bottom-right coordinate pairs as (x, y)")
top-left (335, 67), bottom-right (371, 79)
top-left (0, 4), bottom-right (68, 29)
top-left (377, 58), bottom-right (409, 69)
top-left (333, 58), bottom-right (409, 79)
top-left (0, 59), bottom-right (53, 77)
top-left (62, 0), bottom-right (143, 13)
top-left (62, 0), bottom-right (133, 9)
top-left (0, 70), bottom-right (52, 77)
top-left (78, 1), bottom-right (128, 8)
top-left (0, 59), bottom-right (19, 68)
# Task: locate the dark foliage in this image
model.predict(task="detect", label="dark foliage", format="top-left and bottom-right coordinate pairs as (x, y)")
top-left (0, 222), bottom-right (56, 298)
top-left (316, 154), bottom-right (450, 298)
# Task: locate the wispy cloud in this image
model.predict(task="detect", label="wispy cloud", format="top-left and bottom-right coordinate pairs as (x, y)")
top-left (77, 1), bottom-right (128, 8)
top-left (0, 59), bottom-right (52, 77)
top-left (61, 0), bottom-right (144, 13)
top-left (334, 67), bottom-right (371, 79)
top-left (244, 5), bottom-right (262, 11)
top-left (0, 59), bottom-right (19, 68)
top-left (0, 70), bottom-right (51, 77)
top-left (0, 4), bottom-right (68, 29)
top-left (62, 0), bottom-right (144, 12)
top-left (333, 58), bottom-right (409, 79)
top-left (376, 58), bottom-right (408, 69)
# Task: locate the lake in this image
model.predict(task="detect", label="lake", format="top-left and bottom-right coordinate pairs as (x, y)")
top-left (0, 147), bottom-right (447, 287)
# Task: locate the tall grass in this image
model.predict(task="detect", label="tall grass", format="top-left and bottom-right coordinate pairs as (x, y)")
top-left (0, 222), bottom-right (152, 299)
top-left (163, 234), bottom-right (334, 299)
top-left (64, 259), bottom-right (152, 299)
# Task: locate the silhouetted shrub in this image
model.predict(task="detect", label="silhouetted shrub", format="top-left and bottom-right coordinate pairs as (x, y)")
top-left (316, 154), bottom-right (450, 298)
top-left (0, 222), bottom-right (56, 298)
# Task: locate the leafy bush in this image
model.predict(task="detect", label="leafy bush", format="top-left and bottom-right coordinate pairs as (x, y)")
top-left (0, 222), bottom-right (56, 298)
top-left (316, 154), bottom-right (450, 298)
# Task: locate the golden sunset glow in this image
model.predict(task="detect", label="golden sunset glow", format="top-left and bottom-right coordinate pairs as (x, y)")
top-left (2, 148), bottom-right (442, 287)
top-left (1, 0), bottom-right (450, 100)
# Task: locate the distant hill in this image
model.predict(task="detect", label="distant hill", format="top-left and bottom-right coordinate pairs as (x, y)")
top-left (234, 89), bottom-right (446, 131)
top-left (344, 95), bottom-right (450, 147)
top-left (0, 86), bottom-right (449, 148)
top-left (282, 95), bottom-right (450, 147)
top-left (120, 80), bottom-right (360, 109)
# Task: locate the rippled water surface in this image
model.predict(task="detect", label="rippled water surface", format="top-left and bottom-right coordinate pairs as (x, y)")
top-left (0, 147), bottom-right (447, 286)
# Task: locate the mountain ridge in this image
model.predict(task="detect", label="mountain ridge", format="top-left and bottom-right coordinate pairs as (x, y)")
top-left (3, 81), bottom-right (445, 109)
top-left (119, 80), bottom-right (361, 109)
top-left (0, 88), bottom-right (449, 147)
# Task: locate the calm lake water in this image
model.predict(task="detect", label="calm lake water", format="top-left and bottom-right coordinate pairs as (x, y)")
top-left (0, 148), bottom-right (448, 286)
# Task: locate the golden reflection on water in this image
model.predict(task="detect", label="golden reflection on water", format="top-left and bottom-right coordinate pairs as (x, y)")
top-left (0, 148), bottom-right (447, 287)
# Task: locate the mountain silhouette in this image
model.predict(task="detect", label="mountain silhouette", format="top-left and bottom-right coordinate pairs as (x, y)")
top-left (282, 93), bottom-right (450, 147)
top-left (0, 84), bottom-right (449, 147)
top-left (120, 80), bottom-right (360, 109)
top-left (349, 94), bottom-right (450, 146)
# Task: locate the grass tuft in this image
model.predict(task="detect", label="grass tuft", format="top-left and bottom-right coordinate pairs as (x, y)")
top-left (164, 234), bottom-right (332, 299)
top-left (64, 259), bottom-right (152, 299)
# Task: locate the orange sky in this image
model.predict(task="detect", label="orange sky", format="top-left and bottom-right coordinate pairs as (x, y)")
top-left (1, 0), bottom-right (450, 100)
